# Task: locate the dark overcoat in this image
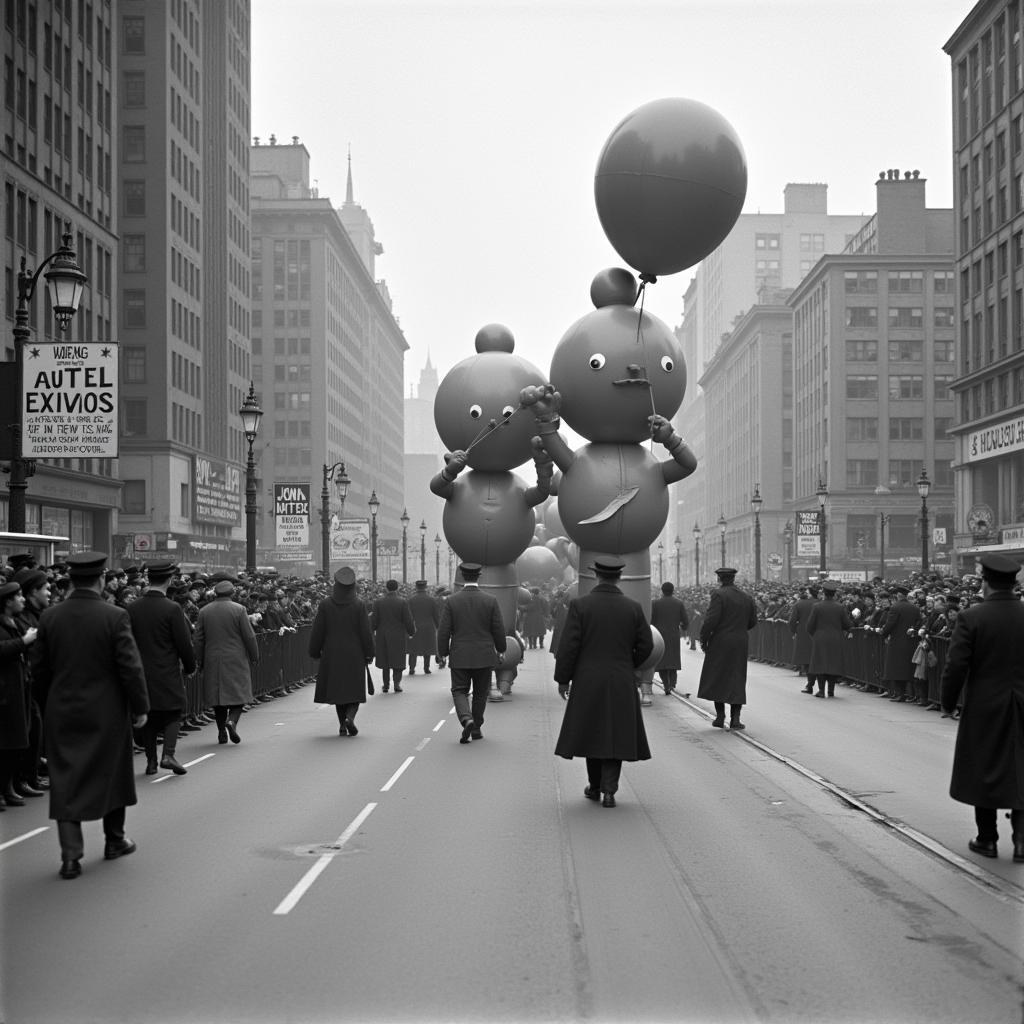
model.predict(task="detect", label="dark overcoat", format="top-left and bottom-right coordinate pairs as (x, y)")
top-left (553, 582), bottom-right (653, 761)
top-left (788, 598), bottom-right (817, 665)
top-left (437, 586), bottom-right (506, 668)
top-left (195, 595), bottom-right (259, 706)
top-left (940, 591), bottom-right (1024, 808)
top-left (548, 592), bottom-right (569, 655)
top-left (128, 590), bottom-right (197, 710)
top-left (0, 614), bottom-right (31, 749)
top-left (32, 590), bottom-right (149, 821)
top-left (309, 588), bottom-right (374, 705)
top-left (651, 594), bottom-right (689, 671)
top-left (880, 598), bottom-right (923, 681)
top-left (371, 592), bottom-right (416, 670)
top-left (806, 599), bottom-right (854, 676)
top-left (697, 583), bottom-right (758, 705)
top-left (521, 594), bottom-right (549, 640)
top-left (407, 590), bottom-right (440, 657)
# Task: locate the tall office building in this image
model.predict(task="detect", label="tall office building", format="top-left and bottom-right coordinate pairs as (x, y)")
top-left (945, 3), bottom-right (1024, 567)
top-left (404, 353), bottom-right (446, 583)
top-left (115, 0), bottom-right (252, 570)
top-left (2, 0), bottom-right (121, 551)
top-left (250, 140), bottom-right (407, 573)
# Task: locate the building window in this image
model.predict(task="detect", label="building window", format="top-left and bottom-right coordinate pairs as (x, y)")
top-left (845, 307), bottom-right (878, 328)
top-left (889, 418), bottom-right (923, 441)
top-left (755, 233), bottom-right (780, 249)
top-left (123, 124), bottom-right (145, 161)
top-left (846, 417), bottom-right (878, 441)
top-left (123, 71), bottom-right (145, 107)
top-left (123, 179), bottom-right (145, 217)
top-left (933, 307), bottom-right (954, 328)
top-left (123, 289), bottom-right (146, 328)
top-left (846, 375), bottom-right (878, 400)
top-left (887, 271), bottom-right (924, 293)
top-left (888, 307), bottom-right (923, 329)
top-left (180, 483), bottom-right (189, 517)
top-left (121, 479), bottom-right (146, 514)
top-left (934, 417), bottom-right (953, 440)
top-left (800, 233), bottom-right (824, 252)
top-left (122, 400), bottom-right (147, 437)
top-left (888, 460), bottom-right (923, 488)
top-left (123, 347), bottom-right (146, 383)
top-left (934, 375), bottom-right (954, 400)
top-left (844, 271), bottom-right (877, 294)
top-left (122, 16), bottom-right (144, 54)
top-left (934, 340), bottom-right (955, 362)
top-left (888, 340), bottom-right (923, 361)
top-left (846, 460), bottom-right (879, 487)
top-left (888, 375), bottom-right (923, 400)
top-left (845, 340), bottom-right (878, 361)
top-left (122, 234), bottom-right (145, 273)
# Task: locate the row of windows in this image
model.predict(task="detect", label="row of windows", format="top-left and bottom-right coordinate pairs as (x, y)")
top-left (272, 447), bottom-right (313, 466)
top-left (955, 7), bottom-right (1023, 140)
top-left (846, 417), bottom-right (953, 441)
top-left (846, 375), bottom-right (954, 400)
top-left (845, 306), bottom-right (953, 329)
top-left (845, 339), bottom-right (955, 361)
top-left (960, 366), bottom-right (1024, 421)
top-left (273, 419), bottom-right (312, 439)
top-left (846, 460), bottom-right (954, 488)
top-left (251, 336), bottom-right (312, 356)
top-left (251, 309), bottom-right (312, 329)
top-left (844, 270), bottom-right (955, 294)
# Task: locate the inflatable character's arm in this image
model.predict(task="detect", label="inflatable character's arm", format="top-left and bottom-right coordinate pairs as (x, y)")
top-left (520, 384), bottom-right (574, 473)
top-left (649, 414), bottom-right (697, 484)
top-left (524, 436), bottom-right (554, 507)
top-left (429, 449), bottom-right (469, 499)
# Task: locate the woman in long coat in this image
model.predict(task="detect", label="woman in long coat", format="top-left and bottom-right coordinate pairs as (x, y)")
top-left (0, 582), bottom-right (33, 808)
top-left (805, 582), bottom-right (854, 698)
top-left (370, 581), bottom-right (415, 693)
top-left (309, 568), bottom-right (374, 735)
top-left (195, 581), bottom-right (260, 744)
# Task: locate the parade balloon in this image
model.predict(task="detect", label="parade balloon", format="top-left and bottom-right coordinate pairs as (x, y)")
top-left (517, 586), bottom-right (532, 607)
top-left (497, 634), bottom-right (523, 670)
top-left (543, 500), bottom-right (566, 538)
top-left (636, 625), bottom-right (664, 674)
top-left (594, 97), bottom-right (747, 278)
top-left (474, 322), bottom-right (516, 354)
top-left (442, 471), bottom-right (539, 564)
top-left (516, 544), bottom-right (562, 586)
top-left (590, 267), bottom-right (638, 309)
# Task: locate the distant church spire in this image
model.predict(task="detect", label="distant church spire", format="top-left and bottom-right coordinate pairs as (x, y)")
top-left (346, 145), bottom-right (354, 206)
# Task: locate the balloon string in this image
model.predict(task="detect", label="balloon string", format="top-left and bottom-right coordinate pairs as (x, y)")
top-left (463, 406), bottom-right (527, 455)
top-left (633, 279), bottom-right (659, 440)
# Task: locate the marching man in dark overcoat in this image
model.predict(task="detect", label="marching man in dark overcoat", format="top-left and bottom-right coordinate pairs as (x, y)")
top-left (805, 579), bottom-right (854, 698)
top-left (788, 585), bottom-right (818, 692)
top-left (127, 560), bottom-right (196, 775)
top-left (309, 567), bottom-right (374, 736)
top-left (940, 552), bottom-right (1024, 862)
top-left (879, 583), bottom-right (922, 701)
top-left (697, 567), bottom-right (758, 730)
top-left (31, 552), bottom-right (149, 880)
top-left (371, 579), bottom-right (416, 693)
top-left (651, 581), bottom-right (689, 695)
top-left (554, 559), bottom-right (653, 807)
top-left (407, 579), bottom-right (440, 675)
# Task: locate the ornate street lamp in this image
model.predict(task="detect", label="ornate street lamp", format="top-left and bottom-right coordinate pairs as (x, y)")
top-left (239, 383), bottom-right (264, 575)
top-left (319, 461), bottom-right (350, 577)
top-left (751, 483), bottom-right (763, 583)
top-left (434, 532), bottom-right (442, 585)
top-left (368, 490), bottom-right (380, 583)
top-left (419, 519), bottom-right (427, 580)
top-left (674, 535), bottom-right (681, 586)
top-left (816, 477), bottom-right (829, 574)
top-left (400, 507), bottom-right (410, 583)
top-left (693, 522), bottom-right (702, 584)
top-left (783, 520), bottom-right (793, 582)
top-left (657, 540), bottom-right (664, 584)
top-left (718, 512), bottom-right (727, 568)
top-left (917, 469), bottom-right (931, 572)
top-left (7, 229), bottom-right (88, 533)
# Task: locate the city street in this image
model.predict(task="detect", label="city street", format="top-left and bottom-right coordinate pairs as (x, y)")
top-left (1, 646), bottom-right (1022, 1024)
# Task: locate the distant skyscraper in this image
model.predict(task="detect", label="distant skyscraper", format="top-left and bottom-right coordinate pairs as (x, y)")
top-left (404, 353), bottom-right (445, 578)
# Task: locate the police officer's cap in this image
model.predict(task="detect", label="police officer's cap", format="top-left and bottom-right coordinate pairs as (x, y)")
top-left (459, 562), bottom-right (483, 580)
top-left (66, 551), bottom-right (108, 577)
top-left (334, 567), bottom-right (356, 586)
top-left (415, 579), bottom-right (428, 588)
top-left (0, 580), bottom-right (21, 602)
top-left (146, 560), bottom-right (179, 581)
top-left (821, 579), bottom-right (840, 593)
top-left (589, 558), bottom-right (625, 578)
top-left (213, 580), bottom-right (235, 596)
top-left (979, 552), bottom-right (1021, 584)
top-left (714, 566), bottom-right (738, 579)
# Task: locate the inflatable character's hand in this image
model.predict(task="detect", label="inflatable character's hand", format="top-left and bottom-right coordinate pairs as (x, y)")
top-left (520, 384), bottom-right (561, 424)
top-left (531, 436), bottom-right (555, 481)
top-left (440, 449), bottom-right (469, 483)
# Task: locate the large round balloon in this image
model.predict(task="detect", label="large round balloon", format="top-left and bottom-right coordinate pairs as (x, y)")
top-left (443, 471), bottom-right (538, 564)
top-left (594, 98), bottom-right (747, 278)
top-left (516, 544), bottom-right (563, 586)
top-left (636, 625), bottom-right (664, 674)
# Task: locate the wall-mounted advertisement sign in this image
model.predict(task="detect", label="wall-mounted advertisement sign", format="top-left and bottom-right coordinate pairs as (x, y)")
top-left (193, 456), bottom-right (241, 526)
top-left (795, 510), bottom-right (820, 557)
top-left (275, 483), bottom-right (311, 549)
top-left (22, 342), bottom-right (118, 457)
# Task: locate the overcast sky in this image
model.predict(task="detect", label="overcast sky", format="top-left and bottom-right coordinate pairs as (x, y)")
top-left (251, 0), bottom-right (972, 391)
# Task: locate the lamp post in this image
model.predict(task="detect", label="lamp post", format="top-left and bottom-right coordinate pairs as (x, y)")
top-left (917, 469), bottom-right (931, 572)
top-left (783, 520), bottom-right (793, 582)
top-left (879, 511), bottom-right (890, 581)
top-left (434, 533), bottom-right (442, 585)
top-left (751, 483), bottom-right (763, 583)
top-left (239, 383), bottom-right (264, 575)
top-left (816, 477), bottom-right (829, 575)
top-left (419, 519), bottom-right (427, 580)
top-left (368, 490), bottom-right (380, 583)
top-left (674, 535), bottom-right (681, 586)
top-left (319, 461), bottom-right (350, 577)
top-left (693, 522), bottom-right (702, 584)
top-left (718, 512), bottom-right (727, 567)
top-left (657, 540), bottom-right (664, 584)
top-left (7, 229), bottom-right (88, 533)
top-left (400, 508), bottom-right (410, 582)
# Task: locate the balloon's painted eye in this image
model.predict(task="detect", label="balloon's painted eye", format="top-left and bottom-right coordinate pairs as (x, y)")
top-left (501, 405), bottom-right (514, 419)
top-left (589, 353), bottom-right (606, 370)
top-left (469, 404), bottom-right (483, 419)
top-left (660, 356), bottom-right (674, 372)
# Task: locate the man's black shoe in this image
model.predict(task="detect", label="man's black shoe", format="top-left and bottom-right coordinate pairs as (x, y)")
top-left (602, 793), bottom-right (616, 808)
top-left (471, 729), bottom-right (483, 740)
top-left (226, 722), bottom-right (241, 744)
top-left (160, 755), bottom-right (187, 775)
top-left (394, 684), bottom-right (403, 693)
top-left (145, 759), bottom-right (158, 775)
top-left (345, 718), bottom-right (359, 736)
top-left (459, 719), bottom-right (474, 744)
top-left (59, 859), bottom-right (82, 880)
top-left (584, 786), bottom-right (601, 801)
top-left (15, 781), bottom-right (45, 797)
top-left (730, 719), bottom-right (746, 730)
top-left (968, 838), bottom-right (997, 858)
top-left (711, 716), bottom-right (725, 728)
top-left (104, 837), bottom-right (137, 861)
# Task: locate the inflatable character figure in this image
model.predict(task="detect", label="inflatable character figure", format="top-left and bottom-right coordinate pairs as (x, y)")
top-left (430, 324), bottom-right (552, 696)
top-left (521, 268), bottom-right (696, 611)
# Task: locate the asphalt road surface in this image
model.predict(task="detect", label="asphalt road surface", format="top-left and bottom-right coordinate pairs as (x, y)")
top-left (2, 645), bottom-right (1022, 1024)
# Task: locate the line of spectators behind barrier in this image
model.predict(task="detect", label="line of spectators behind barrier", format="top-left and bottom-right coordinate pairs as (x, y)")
top-left (749, 620), bottom-right (952, 707)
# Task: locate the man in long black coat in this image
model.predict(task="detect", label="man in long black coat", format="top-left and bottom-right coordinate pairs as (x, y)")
top-left (554, 559), bottom-right (653, 807)
top-left (879, 583), bottom-right (922, 701)
top-left (128, 560), bottom-right (196, 775)
top-left (651, 581), bottom-right (689, 695)
top-left (31, 552), bottom-right (149, 880)
top-left (697, 567), bottom-right (758, 730)
top-left (805, 580), bottom-right (854, 698)
top-left (788, 586), bottom-right (818, 692)
top-left (940, 552), bottom-right (1024, 862)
